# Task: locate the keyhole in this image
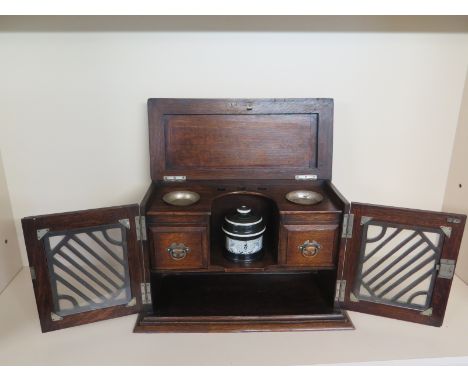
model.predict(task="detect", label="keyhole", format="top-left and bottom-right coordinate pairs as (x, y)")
top-left (4, 239), bottom-right (7, 244)
top-left (459, 184), bottom-right (463, 188)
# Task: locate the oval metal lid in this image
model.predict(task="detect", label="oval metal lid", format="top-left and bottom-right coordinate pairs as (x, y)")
top-left (285, 190), bottom-right (324, 205)
top-left (162, 190), bottom-right (200, 206)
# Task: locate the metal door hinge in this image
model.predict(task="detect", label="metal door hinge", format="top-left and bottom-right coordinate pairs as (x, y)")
top-left (295, 174), bottom-right (318, 181)
top-left (342, 213), bottom-right (354, 239)
top-left (437, 259), bottom-right (456, 279)
top-left (135, 216), bottom-right (147, 241)
top-left (29, 266), bottom-right (36, 281)
top-left (335, 280), bottom-right (346, 302)
top-left (141, 282), bottom-right (152, 305)
top-left (163, 176), bottom-right (186, 182)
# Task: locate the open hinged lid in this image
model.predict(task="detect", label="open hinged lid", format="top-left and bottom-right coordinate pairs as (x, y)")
top-left (148, 98), bottom-right (334, 181)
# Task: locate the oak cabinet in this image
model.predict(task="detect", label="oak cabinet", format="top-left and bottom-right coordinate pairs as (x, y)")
top-left (21, 98), bottom-right (466, 333)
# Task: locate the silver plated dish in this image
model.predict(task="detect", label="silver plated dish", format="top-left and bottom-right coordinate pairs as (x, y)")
top-left (162, 190), bottom-right (200, 206)
top-left (285, 190), bottom-right (324, 206)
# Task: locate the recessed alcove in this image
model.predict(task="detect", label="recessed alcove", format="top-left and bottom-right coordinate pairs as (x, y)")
top-left (209, 192), bottom-right (279, 271)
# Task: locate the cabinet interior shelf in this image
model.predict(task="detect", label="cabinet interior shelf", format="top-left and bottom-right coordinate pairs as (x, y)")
top-left (151, 271), bottom-right (337, 318)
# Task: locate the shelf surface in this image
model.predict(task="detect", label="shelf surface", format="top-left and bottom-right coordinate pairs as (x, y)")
top-left (209, 243), bottom-right (277, 272)
top-left (147, 180), bottom-right (343, 216)
top-left (151, 271), bottom-right (335, 317)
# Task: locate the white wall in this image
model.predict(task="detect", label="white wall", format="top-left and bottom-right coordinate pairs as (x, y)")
top-left (1, 17), bottom-right (468, 265)
top-left (0, 149), bottom-right (22, 292)
top-left (443, 69), bottom-right (468, 283)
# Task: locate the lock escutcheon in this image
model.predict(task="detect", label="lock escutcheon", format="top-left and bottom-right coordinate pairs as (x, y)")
top-left (167, 243), bottom-right (190, 260)
top-left (298, 240), bottom-right (321, 257)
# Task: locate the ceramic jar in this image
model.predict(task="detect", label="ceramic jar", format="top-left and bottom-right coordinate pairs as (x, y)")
top-left (222, 205), bottom-right (266, 262)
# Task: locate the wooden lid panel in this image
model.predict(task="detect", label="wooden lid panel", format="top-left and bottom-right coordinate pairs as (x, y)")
top-left (148, 98), bottom-right (333, 180)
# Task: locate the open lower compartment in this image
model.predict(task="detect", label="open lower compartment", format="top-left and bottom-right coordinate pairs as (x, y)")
top-left (134, 270), bottom-right (354, 332)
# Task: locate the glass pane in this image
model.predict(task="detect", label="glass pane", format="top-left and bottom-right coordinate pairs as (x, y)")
top-left (43, 223), bottom-right (132, 317)
top-left (352, 220), bottom-right (444, 310)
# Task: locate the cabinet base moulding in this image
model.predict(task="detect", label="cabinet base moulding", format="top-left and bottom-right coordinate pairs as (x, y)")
top-left (133, 311), bottom-right (354, 333)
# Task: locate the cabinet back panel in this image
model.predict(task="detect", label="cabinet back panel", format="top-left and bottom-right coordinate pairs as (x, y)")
top-left (151, 271), bottom-right (335, 317)
top-left (164, 114), bottom-right (317, 170)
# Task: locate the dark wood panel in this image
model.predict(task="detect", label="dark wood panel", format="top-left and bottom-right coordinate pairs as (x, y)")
top-left (147, 214), bottom-right (209, 226)
top-left (151, 271), bottom-right (336, 317)
top-left (148, 98), bottom-right (333, 180)
top-left (280, 212), bottom-right (341, 225)
top-left (165, 114), bottom-right (316, 169)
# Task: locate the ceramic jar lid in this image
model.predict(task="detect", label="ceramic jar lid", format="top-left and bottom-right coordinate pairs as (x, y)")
top-left (222, 206), bottom-right (266, 238)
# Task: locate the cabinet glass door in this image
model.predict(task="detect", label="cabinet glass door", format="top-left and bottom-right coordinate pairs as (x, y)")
top-left (22, 205), bottom-right (143, 332)
top-left (338, 203), bottom-right (465, 326)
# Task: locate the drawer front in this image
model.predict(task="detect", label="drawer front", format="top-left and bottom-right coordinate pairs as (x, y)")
top-left (283, 224), bottom-right (338, 267)
top-left (149, 226), bottom-right (208, 270)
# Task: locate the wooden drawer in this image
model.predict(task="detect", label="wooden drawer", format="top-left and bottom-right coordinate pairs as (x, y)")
top-left (281, 224), bottom-right (338, 267)
top-left (149, 226), bottom-right (208, 270)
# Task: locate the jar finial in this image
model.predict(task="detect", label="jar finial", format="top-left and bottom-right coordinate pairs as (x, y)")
top-left (237, 205), bottom-right (251, 214)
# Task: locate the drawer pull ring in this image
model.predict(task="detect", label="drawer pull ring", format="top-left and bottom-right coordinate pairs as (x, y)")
top-left (167, 243), bottom-right (190, 260)
top-left (298, 240), bottom-right (321, 257)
